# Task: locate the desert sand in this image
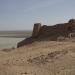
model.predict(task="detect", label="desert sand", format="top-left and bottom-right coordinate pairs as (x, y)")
top-left (0, 41), bottom-right (75, 75)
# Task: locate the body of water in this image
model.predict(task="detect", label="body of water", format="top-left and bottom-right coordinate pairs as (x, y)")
top-left (0, 37), bottom-right (25, 49)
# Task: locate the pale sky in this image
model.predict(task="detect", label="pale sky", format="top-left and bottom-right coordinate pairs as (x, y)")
top-left (0, 0), bottom-right (75, 30)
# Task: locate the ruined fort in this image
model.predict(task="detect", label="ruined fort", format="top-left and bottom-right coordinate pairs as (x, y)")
top-left (17, 19), bottom-right (75, 47)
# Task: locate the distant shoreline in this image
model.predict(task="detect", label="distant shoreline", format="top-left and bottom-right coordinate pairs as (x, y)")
top-left (0, 36), bottom-right (26, 38)
top-left (0, 30), bottom-right (32, 38)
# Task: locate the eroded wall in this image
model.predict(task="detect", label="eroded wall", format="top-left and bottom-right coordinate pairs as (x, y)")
top-left (17, 19), bottom-right (75, 47)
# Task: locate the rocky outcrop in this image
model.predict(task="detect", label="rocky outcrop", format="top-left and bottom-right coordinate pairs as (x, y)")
top-left (27, 50), bottom-right (68, 65)
top-left (17, 19), bottom-right (75, 48)
top-left (17, 37), bottom-right (35, 48)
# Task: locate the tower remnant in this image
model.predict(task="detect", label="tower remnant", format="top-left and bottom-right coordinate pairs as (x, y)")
top-left (32, 23), bottom-right (41, 37)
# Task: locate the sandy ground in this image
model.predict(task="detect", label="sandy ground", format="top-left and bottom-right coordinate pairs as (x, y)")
top-left (0, 41), bottom-right (75, 75)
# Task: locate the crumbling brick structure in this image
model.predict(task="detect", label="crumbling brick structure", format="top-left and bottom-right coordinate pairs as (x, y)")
top-left (17, 19), bottom-right (75, 47)
top-left (32, 23), bottom-right (41, 37)
top-left (32, 19), bottom-right (75, 38)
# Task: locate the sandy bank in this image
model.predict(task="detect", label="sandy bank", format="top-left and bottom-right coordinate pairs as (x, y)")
top-left (0, 41), bottom-right (75, 75)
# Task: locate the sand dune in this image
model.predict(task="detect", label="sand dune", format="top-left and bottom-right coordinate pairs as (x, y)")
top-left (0, 41), bottom-right (75, 75)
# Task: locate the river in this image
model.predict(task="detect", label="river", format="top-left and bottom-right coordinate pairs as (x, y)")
top-left (0, 37), bottom-right (25, 49)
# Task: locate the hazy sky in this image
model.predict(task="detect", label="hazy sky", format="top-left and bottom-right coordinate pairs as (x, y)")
top-left (0, 0), bottom-right (75, 30)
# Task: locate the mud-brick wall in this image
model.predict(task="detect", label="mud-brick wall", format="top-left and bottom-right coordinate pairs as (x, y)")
top-left (32, 23), bottom-right (67, 37)
top-left (37, 23), bottom-right (69, 37)
top-left (32, 22), bottom-right (75, 37)
top-left (37, 22), bottom-right (75, 37)
top-left (38, 25), bottom-right (58, 36)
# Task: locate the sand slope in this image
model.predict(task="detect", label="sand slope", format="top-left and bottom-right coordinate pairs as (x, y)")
top-left (0, 41), bottom-right (75, 75)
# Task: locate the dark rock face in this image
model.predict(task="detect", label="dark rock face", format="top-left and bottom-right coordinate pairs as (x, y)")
top-left (17, 37), bottom-right (35, 48)
top-left (17, 19), bottom-right (75, 48)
